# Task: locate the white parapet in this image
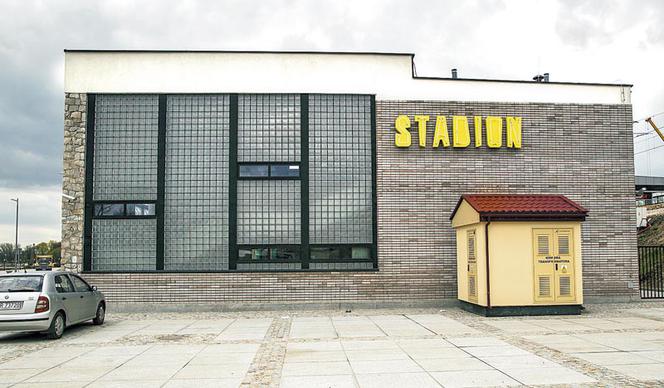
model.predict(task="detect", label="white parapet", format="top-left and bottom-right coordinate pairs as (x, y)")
top-left (64, 50), bottom-right (630, 105)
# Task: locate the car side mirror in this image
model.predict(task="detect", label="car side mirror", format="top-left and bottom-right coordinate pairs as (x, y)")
top-left (91, 285), bottom-right (98, 291)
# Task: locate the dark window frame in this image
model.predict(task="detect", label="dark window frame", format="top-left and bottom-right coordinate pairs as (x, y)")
top-left (92, 200), bottom-right (157, 219)
top-left (309, 244), bottom-right (374, 264)
top-left (237, 162), bottom-right (301, 180)
top-left (237, 244), bottom-right (302, 263)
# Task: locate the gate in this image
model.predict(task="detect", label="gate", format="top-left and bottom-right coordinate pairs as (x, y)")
top-left (639, 246), bottom-right (664, 299)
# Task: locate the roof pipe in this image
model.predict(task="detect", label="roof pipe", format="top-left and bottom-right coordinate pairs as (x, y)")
top-left (485, 219), bottom-right (491, 309)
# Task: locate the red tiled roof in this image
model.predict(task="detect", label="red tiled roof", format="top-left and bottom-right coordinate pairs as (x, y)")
top-left (451, 194), bottom-right (588, 221)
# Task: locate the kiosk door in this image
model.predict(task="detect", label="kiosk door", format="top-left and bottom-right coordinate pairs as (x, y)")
top-left (533, 228), bottom-right (575, 303)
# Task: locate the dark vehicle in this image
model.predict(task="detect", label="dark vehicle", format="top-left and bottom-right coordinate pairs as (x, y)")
top-left (34, 255), bottom-right (54, 271)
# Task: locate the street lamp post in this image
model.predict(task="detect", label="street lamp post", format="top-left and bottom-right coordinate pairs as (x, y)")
top-left (10, 198), bottom-right (18, 271)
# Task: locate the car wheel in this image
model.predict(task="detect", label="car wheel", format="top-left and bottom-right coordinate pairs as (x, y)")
top-left (93, 303), bottom-right (105, 325)
top-left (47, 312), bottom-right (65, 339)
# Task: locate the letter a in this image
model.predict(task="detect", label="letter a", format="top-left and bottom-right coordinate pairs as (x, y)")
top-left (433, 116), bottom-right (450, 148)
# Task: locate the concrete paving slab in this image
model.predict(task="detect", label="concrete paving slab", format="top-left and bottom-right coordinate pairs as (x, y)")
top-left (406, 314), bottom-right (479, 335)
top-left (396, 338), bottom-right (453, 349)
top-left (571, 351), bottom-right (660, 366)
top-left (526, 318), bottom-right (592, 332)
top-left (163, 378), bottom-right (243, 388)
top-left (502, 366), bottom-right (594, 385)
top-left (345, 349), bottom-right (409, 361)
top-left (634, 350), bottom-right (664, 362)
top-left (605, 363), bottom-right (664, 380)
top-left (285, 350), bottom-right (348, 363)
top-left (0, 355), bottom-right (70, 369)
top-left (480, 354), bottom-right (560, 369)
top-left (576, 333), bottom-right (664, 351)
top-left (523, 334), bottom-right (617, 353)
top-left (355, 372), bottom-right (441, 388)
top-left (99, 364), bottom-right (182, 381)
top-left (368, 315), bottom-right (434, 336)
top-left (26, 365), bottom-right (113, 383)
top-left (143, 344), bottom-right (205, 356)
top-left (447, 337), bottom-right (508, 347)
top-left (200, 343), bottom-right (260, 354)
top-left (349, 358), bottom-right (423, 374)
top-left (87, 381), bottom-right (165, 388)
top-left (341, 339), bottom-right (400, 351)
top-left (282, 361), bottom-right (353, 376)
top-left (188, 351), bottom-right (256, 365)
top-left (123, 353), bottom-right (193, 367)
top-left (0, 369), bottom-right (43, 384)
top-left (13, 382), bottom-right (89, 388)
top-left (403, 346), bottom-right (471, 360)
top-left (564, 318), bottom-right (632, 331)
top-left (287, 341), bottom-right (343, 352)
top-left (417, 356), bottom-right (492, 372)
top-left (86, 345), bottom-right (151, 356)
top-left (484, 319), bottom-right (550, 334)
top-left (607, 317), bottom-right (664, 330)
top-left (280, 374), bottom-right (356, 388)
top-left (463, 345), bottom-right (530, 358)
top-left (173, 363), bottom-right (250, 379)
top-left (430, 369), bottom-right (520, 387)
top-left (59, 354), bottom-right (134, 368)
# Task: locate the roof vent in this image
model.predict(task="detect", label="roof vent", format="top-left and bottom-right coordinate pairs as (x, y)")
top-left (451, 68), bottom-right (458, 79)
top-left (533, 73), bottom-right (550, 82)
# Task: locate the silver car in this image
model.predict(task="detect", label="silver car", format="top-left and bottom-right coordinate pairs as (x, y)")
top-left (0, 271), bottom-right (106, 339)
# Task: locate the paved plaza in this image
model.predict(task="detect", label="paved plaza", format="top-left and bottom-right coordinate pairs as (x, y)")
top-left (1, 303), bottom-right (664, 387)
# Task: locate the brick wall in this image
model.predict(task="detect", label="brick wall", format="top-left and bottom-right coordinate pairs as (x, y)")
top-left (70, 97), bottom-right (638, 306)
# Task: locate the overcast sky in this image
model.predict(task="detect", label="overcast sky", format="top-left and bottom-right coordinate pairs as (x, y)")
top-left (1, 0), bottom-right (663, 245)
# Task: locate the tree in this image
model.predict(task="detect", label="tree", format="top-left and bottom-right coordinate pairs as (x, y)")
top-left (0, 243), bottom-right (14, 268)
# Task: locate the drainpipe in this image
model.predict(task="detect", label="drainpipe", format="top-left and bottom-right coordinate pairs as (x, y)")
top-left (485, 219), bottom-right (491, 309)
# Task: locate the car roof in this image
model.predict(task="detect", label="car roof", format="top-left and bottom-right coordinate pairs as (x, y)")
top-left (0, 271), bottom-right (77, 278)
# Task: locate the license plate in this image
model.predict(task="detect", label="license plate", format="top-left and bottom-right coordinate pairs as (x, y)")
top-left (0, 301), bottom-right (23, 310)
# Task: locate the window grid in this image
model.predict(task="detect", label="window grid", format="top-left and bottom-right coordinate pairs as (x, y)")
top-left (309, 94), bottom-right (373, 244)
top-left (91, 219), bottom-right (156, 271)
top-left (93, 95), bottom-right (159, 201)
top-left (238, 94), bottom-right (301, 162)
top-left (164, 95), bottom-right (230, 270)
top-left (237, 180), bottom-right (301, 245)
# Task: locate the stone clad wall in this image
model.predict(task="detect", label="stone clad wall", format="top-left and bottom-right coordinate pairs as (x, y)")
top-left (61, 93), bottom-right (86, 272)
top-left (64, 95), bottom-right (638, 306)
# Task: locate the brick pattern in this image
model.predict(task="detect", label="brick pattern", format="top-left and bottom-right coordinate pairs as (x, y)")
top-left (67, 97), bottom-right (638, 304)
top-left (376, 101), bottom-right (637, 299)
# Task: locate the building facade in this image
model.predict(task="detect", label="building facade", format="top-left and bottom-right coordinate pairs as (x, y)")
top-left (62, 51), bottom-right (637, 308)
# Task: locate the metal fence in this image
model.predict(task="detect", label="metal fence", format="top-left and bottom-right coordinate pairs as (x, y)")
top-left (639, 246), bottom-right (664, 299)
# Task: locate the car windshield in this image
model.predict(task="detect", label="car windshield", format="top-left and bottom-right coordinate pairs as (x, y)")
top-left (0, 276), bottom-right (44, 292)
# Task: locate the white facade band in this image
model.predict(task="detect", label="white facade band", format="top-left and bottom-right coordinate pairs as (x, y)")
top-left (64, 51), bottom-right (631, 105)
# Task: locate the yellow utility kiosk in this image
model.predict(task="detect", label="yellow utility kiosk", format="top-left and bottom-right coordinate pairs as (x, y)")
top-left (450, 194), bottom-right (587, 316)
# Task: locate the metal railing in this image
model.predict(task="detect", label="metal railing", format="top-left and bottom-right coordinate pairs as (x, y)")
top-left (639, 246), bottom-right (664, 299)
top-left (636, 196), bottom-right (664, 206)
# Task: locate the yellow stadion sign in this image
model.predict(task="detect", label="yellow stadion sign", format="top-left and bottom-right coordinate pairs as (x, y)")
top-left (394, 115), bottom-right (522, 149)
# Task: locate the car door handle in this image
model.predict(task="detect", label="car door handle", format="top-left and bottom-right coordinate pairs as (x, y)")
top-left (62, 297), bottom-right (67, 300)
top-left (80, 295), bottom-right (84, 299)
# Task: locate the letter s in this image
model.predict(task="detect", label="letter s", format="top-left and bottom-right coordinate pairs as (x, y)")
top-left (395, 115), bottom-right (412, 147)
